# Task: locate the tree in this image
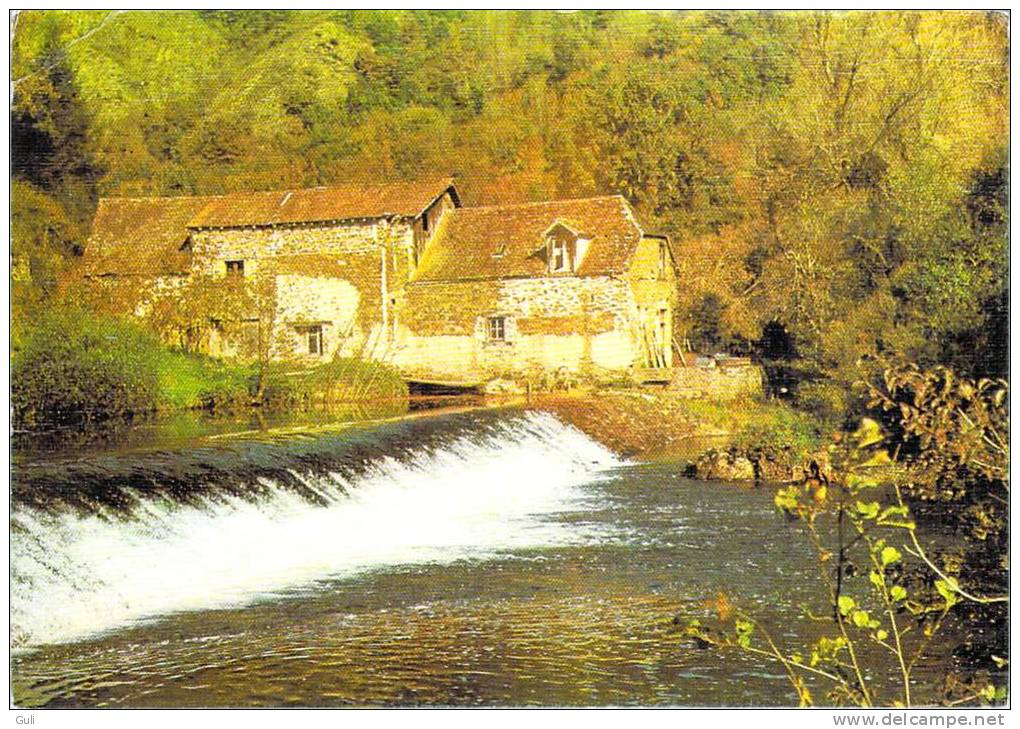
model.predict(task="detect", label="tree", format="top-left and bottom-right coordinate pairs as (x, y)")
top-left (684, 362), bottom-right (1008, 707)
top-left (742, 12), bottom-right (1008, 379)
top-left (10, 10), bottom-right (1008, 383)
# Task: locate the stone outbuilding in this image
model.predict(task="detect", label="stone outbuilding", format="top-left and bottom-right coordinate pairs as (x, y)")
top-left (80, 179), bottom-right (677, 385)
top-left (394, 196), bottom-right (677, 384)
top-left (81, 179), bottom-right (458, 362)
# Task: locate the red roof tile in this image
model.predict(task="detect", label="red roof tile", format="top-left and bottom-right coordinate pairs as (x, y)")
top-left (83, 179), bottom-right (459, 276)
top-left (413, 196), bottom-right (649, 282)
top-left (81, 196), bottom-right (217, 276)
top-left (188, 178), bottom-right (457, 229)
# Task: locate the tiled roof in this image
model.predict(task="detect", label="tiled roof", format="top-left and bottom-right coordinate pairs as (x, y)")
top-left (83, 179), bottom-right (458, 276)
top-left (81, 196), bottom-right (217, 276)
top-left (413, 196), bottom-right (649, 282)
top-left (187, 178), bottom-right (457, 229)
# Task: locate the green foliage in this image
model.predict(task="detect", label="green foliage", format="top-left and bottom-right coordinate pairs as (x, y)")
top-left (144, 273), bottom-right (264, 354)
top-left (10, 12), bottom-right (1007, 385)
top-left (10, 301), bottom-right (408, 424)
top-left (730, 402), bottom-right (821, 461)
top-left (12, 308), bottom-right (162, 424)
top-left (687, 293), bottom-right (726, 353)
top-left (260, 358), bottom-right (409, 409)
top-left (153, 350), bottom-right (255, 411)
top-left (12, 305), bottom-right (258, 423)
top-left (685, 362), bottom-right (1008, 707)
top-left (794, 380), bottom-right (852, 428)
top-left (11, 180), bottom-right (82, 343)
top-left (865, 359), bottom-right (1008, 499)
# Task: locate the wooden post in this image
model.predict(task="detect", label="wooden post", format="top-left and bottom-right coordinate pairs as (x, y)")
top-left (673, 336), bottom-right (688, 367)
top-left (380, 239), bottom-right (388, 338)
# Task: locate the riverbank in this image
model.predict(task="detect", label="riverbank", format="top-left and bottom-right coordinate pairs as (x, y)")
top-left (14, 308), bottom-right (820, 467)
top-left (532, 388), bottom-right (822, 463)
top-left (11, 309), bottom-right (410, 427)
top-left (13, 378), bottom-right (824, 473)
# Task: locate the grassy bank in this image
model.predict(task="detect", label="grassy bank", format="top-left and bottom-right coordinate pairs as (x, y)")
top-left (536, 388), bottom-right (821, 459)
top-left (260, 359), bottom-right (408, 407)
top-left (12, 309), bottom-right (408, 426)
top-left (156, 350), bottom-right (255, 410)
top-left (679, 398), bottom-right (822, 459)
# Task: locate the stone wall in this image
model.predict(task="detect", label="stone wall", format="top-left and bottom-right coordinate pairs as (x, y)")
top-left (191, 221), bottom-right (413, 315)
top-left (271, 275), bottom-right (362, 361)
top-left (392, 275), bottom-right (640, 381)
top-left (188, 219), bottom-right (420, 360)
top-left (399, 280), bottom-right (502, 335)
top-left (498, 276), bottom-right (634, 320)
top-left (670, 364), bottom-right (765, 400)
top-left (189, 220), bottom-right (414, 271)
top-left (83, 197), bottom-right (668, 382)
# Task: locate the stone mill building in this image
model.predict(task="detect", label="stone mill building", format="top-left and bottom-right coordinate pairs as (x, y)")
top-left (80, 178), bottom-right (678, 387)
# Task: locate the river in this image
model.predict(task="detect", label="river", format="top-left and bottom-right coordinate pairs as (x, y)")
top-left (10, 407), bottom-right (952, 707)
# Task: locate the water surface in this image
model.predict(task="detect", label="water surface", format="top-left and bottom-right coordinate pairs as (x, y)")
top-left (10, 408), bottom-right (950, 707)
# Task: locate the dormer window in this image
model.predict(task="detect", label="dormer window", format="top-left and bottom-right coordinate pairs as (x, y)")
top-left (225, 260), bottom-right (245, 277)
top-left (551, 240), bottom-right (570, 272)
top-left (544, 221), bottom-right (588, 274)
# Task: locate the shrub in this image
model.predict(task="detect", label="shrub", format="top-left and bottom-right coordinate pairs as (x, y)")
top-left (13, 308), bottom-right (409, 425)
top-left (795, 380), bottom-right (851, 427)
top-left (733, 401), bottom-right (821, 460)
top-left (676, 397), bottom-right (822, 462)
top-left (259, 358), bottom-right (409, 409)
top-left (688, 292), bottom-right (725, 352)
top-left (154, 350), bottom-right (255, 410)
top-left (310, 358), bottom-right (408, 402)
top-left (13, 308), bottom-right (162, 425)
top-left (13, 307), bottom-right (260, 424)
top-left (686, 365), bottom-right (1009, 707)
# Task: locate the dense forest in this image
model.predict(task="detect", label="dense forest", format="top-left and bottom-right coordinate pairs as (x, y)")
top-left (11, 10), bottom-right (1009, 386)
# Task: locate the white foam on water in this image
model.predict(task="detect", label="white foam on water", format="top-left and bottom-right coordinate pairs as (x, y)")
top-left (11, 411), bottom-right (621, 649)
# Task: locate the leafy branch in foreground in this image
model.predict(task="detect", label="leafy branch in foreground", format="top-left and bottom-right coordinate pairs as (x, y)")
top-left (680, 363), bottom-right (1008, 707)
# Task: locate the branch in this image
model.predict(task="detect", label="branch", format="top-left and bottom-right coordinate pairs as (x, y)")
top-left (866, 532), bottom-right (912, 707)
top-left (693, 624), bottom-right (846, 687)
top-left (807, 520), bottom-right (873, 706)
top-left (907, 607), bottom-right (949, 675)
top-left (895, 485), bottom-right (1009, 605)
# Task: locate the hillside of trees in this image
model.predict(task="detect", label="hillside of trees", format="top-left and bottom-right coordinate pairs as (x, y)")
top-left (11, 10), bottom-right (1009, 385)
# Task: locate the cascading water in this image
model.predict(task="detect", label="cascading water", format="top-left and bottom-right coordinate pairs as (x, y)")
top-left (11, 410), bottom-right (623, 650)
top-left (15, 408), bottom-right (926, 708)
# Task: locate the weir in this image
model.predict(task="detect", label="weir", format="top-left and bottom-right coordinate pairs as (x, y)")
top-left (11, 410), bottom-right (622, 651)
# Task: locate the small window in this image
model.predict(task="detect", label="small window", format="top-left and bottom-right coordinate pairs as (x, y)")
top-left (550, 240), bottom-right (569, 272)
top-left (658, 241), bottom-right (668, 279)
top-left (422, 211), bottom-right (430, 233)
top-left (306, 325), bottom-right (323, 356)
top-left (225, 260), bottom-right (245, 277)
top-left (487, 316), bottom-right (506, 342)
